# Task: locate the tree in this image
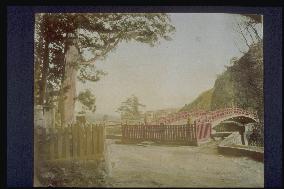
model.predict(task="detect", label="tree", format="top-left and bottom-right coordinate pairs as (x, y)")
top-left (34, 13), bottom-right (175, 125)
top-left (230, 14), bottom-right (263, 121)
top-left (233, 14), bottom-right (262, 52)
top-left (210, 41), bottom-right (263, 123)
top-left (116, 95), bottom-right (146, 122)
top-left (228, 42), bottom-right (263, 121)
top-left (76, 89), bottom-right (96, 114)
top-left (241, 14), bottom-right (262, 41)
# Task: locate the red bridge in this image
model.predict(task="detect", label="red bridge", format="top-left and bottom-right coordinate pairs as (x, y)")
top-left (151, 107), bottom-right (259, 127)
top-left (121, 107), bottom-right (259, 146)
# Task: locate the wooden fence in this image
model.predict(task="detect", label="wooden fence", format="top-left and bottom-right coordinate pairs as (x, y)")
top-left (34, 123), bottom-right (106, 162)
top-left (121, 122), bottom-right (211, 146)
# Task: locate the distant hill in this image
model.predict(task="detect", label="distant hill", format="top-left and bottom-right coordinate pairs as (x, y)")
top-left (180, 88), bottom-right (214, 112)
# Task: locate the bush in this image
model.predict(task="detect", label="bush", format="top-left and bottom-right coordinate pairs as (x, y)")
top-left (37, 159), bottom-right (109, 187)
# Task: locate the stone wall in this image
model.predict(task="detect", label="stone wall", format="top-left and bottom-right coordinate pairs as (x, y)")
top-left (218, 132), bottom-right (264, 162)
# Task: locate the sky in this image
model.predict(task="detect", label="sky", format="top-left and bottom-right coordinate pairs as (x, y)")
top-left (76, 13), bottom-right (261, 118)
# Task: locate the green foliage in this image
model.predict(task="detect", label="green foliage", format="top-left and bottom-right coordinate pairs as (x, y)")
top-left (116, 95), bottom-right (146, 121)
top-left (180, 89), bottom-right (214, 112)
top-left (34, 13), bottom-right (175, 106)
top-left (77, 64), bottom-right (107, 84)
top-left (210, 71), bottom-right (235, 110)
top-left (228, 42), bottom-right (263, 120)
top-left (212, 41), bottom-right (263, 120)
top-left (180, 41), bottom-right (263, 123)
top-left (76, 89), bottom-right (96, 113)
top-left (38, 160), bottom-right (107, 187)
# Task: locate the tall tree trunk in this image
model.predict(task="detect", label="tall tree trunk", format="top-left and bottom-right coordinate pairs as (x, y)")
top-left (59, 36), bottom-right (80, 126)
top-left (39, 39), bottom-right (49, 105)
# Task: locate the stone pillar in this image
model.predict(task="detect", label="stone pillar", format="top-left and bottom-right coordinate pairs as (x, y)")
top-left (239, 125), bottom-right (246, 145)
top-left (243, 125), bottom-right (248, 145)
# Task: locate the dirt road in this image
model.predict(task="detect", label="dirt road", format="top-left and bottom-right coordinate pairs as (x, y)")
top-left (105, 139), bottom-right (264, 187)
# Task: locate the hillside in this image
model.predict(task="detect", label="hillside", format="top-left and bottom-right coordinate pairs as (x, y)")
top-left (180, 88), bottom-right (214, 112)
top-left (211, 41), bottom-right (263, 120)
top-left (180, 41), bottom-right (263, 122)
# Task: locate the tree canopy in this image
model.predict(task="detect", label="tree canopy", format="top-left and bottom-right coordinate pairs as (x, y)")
top-left (34, 13), bottom-right (176, 107)
top-left (181, 40), bottom-right (263, 122)
top-left (233, 14), bottom-right (262, 52)
top-left (116, 95), bottom-right (146, 121)
top-left (76, 89), bottom-right (96, 114)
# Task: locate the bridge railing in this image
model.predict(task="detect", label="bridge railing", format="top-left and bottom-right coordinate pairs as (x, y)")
top-left (150, 107), bottom-right (258, 125)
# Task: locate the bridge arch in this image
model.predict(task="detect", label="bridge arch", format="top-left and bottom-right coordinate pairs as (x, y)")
top-left (210, 115), bottom-right (258, 128)
top-left (156, 107), bottom-right (259, 126)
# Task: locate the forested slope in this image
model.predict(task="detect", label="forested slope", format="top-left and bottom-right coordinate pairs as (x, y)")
top-left (180, 41), bottom-right (263, 122)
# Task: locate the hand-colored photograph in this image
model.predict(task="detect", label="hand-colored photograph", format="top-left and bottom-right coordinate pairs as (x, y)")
top-left (34, 13), bottom-right (264, 187)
